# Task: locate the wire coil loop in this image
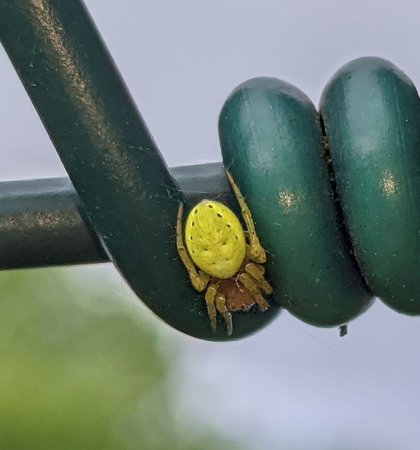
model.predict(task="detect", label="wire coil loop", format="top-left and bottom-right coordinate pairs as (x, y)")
top-left (1, 1), bottom-right (419, 340)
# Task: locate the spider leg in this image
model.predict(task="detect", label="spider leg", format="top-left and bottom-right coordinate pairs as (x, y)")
top-left (244, 262), bottom-right (273, 295)
top-left (176, 203), bottom-right (210, 292)
top-left (238, 272), bottom-right (269, 311)
top-left (205, 283), bottom-right (219, 333)
top-left (215, 293), bottom-right (233, 336)
top-left (225, 171), bottom-right (266, 264)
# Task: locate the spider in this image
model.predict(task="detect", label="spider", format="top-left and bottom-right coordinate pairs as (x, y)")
top-left (176, 171), bottom-right (273, 335)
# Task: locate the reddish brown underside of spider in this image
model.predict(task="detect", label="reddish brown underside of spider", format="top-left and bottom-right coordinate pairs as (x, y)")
top-left (215, 260), bottom-right (258, 312)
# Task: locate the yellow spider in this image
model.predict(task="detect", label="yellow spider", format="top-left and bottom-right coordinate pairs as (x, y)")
top-left (176, 171), bottom-right (273, 335)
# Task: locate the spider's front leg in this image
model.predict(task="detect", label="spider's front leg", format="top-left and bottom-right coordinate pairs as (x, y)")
top-left (238, 272), bottom-right (269, 311)
top-left (225, 171), bottom-right (266, 264)
top-left (205, 284), bottom-right (233, 335)
top-left (215, 293), bottom-right (233, 336)
top-left (245, 262), bottom-right (273, 295)
top-left (176, 203), bottom-right (210, 292)
top-left (204, 283), bottom-right (218, 333)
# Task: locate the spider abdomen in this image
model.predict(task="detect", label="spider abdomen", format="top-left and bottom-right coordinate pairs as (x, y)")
top-left (185, 200), bottom-right (246, 278)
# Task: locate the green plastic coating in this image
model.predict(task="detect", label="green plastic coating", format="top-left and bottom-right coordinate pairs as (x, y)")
top-left (320, 57), bottom-right (420, 314)
top-left (0, 164), bottom-right (228, 270)
top-left (219, 78), bottom-right (372, 326)
top-left (0, 1), bottom-right (278, 340)
top-left (0, 177), bottom-right (106, 269)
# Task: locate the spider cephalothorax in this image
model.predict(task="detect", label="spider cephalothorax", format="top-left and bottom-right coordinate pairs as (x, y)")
top-left (176, 171), bottom-right (272, 335)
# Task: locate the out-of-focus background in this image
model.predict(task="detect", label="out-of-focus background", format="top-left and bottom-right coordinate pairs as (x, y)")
top-left (1, 1), bottom-right (420, 449)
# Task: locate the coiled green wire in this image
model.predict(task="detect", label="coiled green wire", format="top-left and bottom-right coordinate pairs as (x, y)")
top-left (1, 0), bottom-right (419, 341)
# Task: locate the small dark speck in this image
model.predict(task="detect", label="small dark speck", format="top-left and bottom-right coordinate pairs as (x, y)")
top-left (235, 235), bottom-right (239, 240)
top-left (208, 204), bottom-right (213, 208)
top-left (194, 209), bottom-right (198, 214)
top-left (222, 241), bottom-right (227, 246)
top-left (192, 221), bottom-right (195, 226)
top-left (339, 325), bottom-right (348, 337)
top-left (227, 223), bottom-right (231, 228)
top-left (217, 213), bottom-right (222, 218)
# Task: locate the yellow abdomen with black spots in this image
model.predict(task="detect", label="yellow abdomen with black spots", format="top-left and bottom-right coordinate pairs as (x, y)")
top-left (185, 200), bottom-right (246, 279)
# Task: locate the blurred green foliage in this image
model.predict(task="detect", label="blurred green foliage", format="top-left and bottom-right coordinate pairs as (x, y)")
top-left (0, 268), bottom-right (235, 450)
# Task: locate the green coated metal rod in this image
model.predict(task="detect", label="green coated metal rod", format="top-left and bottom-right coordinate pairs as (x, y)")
top-left (0, 163), bottom-right (230, 270)
top-left (0, 0), bottom-right (279, 339)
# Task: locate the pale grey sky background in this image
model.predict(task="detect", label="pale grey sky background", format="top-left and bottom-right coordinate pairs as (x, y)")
top-left (1, 1), bottom-right (420, 449)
